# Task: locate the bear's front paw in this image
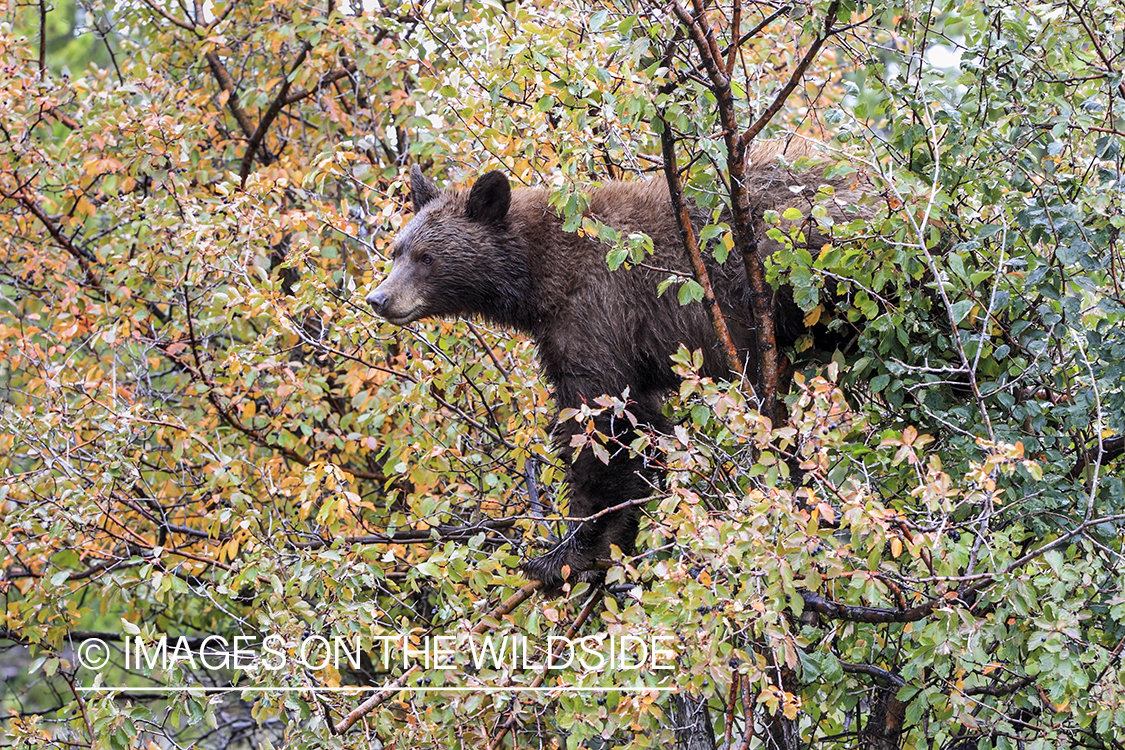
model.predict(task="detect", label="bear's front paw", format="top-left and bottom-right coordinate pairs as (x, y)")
top-left (521, 543), bottom-right (602, 597)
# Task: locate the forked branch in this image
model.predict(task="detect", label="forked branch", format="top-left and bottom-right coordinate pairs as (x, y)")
top-left (667, 0), bottom-right (840, 416)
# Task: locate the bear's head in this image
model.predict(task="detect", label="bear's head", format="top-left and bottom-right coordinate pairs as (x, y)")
top-left (366, 166), bottom-right (526, 326)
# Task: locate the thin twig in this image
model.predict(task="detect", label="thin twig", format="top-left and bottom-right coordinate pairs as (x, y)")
top-left (239, 42), bottom-right (312, 186)
top-left (140, 0), bottom-right (200, 33)
top-left (738, 2), bottom-right (841, 148)
top-left (486, 589), bottom-right (604, 749)
top-left (332, 581), bottom-right (543, 734)
top-left (37, 0), bottom-right (47, 76)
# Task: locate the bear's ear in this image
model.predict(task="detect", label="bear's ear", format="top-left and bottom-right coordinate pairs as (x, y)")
top-left (466, 171), bottom-right (511, 223)
top-left (410, 164), bottom-right (438, 213)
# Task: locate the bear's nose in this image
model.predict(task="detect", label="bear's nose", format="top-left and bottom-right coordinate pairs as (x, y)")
top-left (366, 290), bottom-right (388, 314)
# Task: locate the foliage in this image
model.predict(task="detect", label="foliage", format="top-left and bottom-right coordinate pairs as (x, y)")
top-left (0, 0), bottom-right (1123, 748)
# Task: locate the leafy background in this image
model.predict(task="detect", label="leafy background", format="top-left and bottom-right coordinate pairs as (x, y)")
top-left (1, 0), bottom-right (1123, 748)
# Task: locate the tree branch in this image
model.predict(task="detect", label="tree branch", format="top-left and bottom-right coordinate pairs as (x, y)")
top-left (1068, 434), bottom-right (1125, 479)
top-left (842, 662), bottom-right (907, 750)
top-left (140, 0), bottom-right (200, 33)
top-left (239, 42), bottom-right (312, 186)
top-left (486, 590), bottom-right (604, 749)
top-left (13, 191), bottom-right (98, 283)
top-left (333, 580), bottom-right (542, 734)
top-left (666, 1), bottom-right (845, 416)
top-left (291, 519), bottom-right (518, 548)
top-left (180, 283), bottom-right (310, 466)
top-left (37, 0), bottom-right (47, 77)
top-left (42, 106), bottom-right (81, 130)
top-left (1065, 0), bottom-right (1125, 100)
top-left (283, 64), bottom-right (356, 105)
top-left (659, 115), bottom-right (749, 383)
top-left (964, 675), bottom-right (1036, 697)
top-left (839, 661), bottom-right (905, 687)
top-left (802, 591), bottom-right (948, 623)
top-left (205, 51), bottom-right (257, 139)
top-left (738, 2), bottom-right (840, 149)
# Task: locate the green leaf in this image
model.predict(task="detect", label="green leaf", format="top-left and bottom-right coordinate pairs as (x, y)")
top-left (950, 299), bottom-right (974, 325)
top-left (606, 247), bottom-right (628, 270)
top-left (678, 279), bottom-right (705, 305)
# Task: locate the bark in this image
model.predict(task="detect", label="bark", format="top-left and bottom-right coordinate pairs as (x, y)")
top-left (668, 693), bottom-right (717, 750)
top-left (861, 685), bottom-right (907, 750)
top-left (762, 664), bottom-right (799, 750)
top-left (668, 0), bottom-right (839, 418)
top-left (659, 117), bottom-right (749, 383)
top-left (841, 663), bottom-right (907, 750)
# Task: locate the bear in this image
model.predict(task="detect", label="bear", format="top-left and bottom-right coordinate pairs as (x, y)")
top-left (366, 141), bottom-right (862, 592)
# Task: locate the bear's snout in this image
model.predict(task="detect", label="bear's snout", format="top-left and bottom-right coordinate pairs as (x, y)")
top-left (366, 276), bottom-right (424, 325)
top-left (365, 288), bottom-right (389, 315)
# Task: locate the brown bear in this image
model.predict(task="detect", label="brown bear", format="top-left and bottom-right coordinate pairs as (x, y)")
top-left (366, 142), bottom-right (860, 592)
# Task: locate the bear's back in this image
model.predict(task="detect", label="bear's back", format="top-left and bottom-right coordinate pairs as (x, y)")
top-left (501, 145), bottom-right (861, 398)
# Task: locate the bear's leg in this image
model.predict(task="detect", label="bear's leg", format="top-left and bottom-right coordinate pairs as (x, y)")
top-left (522, 402), bottom-right (666, 593)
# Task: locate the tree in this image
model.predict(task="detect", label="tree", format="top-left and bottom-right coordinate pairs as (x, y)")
top-left (1, 0), bottom-right (1123, 748)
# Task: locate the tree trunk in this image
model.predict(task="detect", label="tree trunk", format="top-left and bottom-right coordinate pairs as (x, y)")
top-left (860, 686), bottom-right (906, 750)
top-left (762, 710), bottom-right (799, 750)
top-left (668, 693), bottom-right (716, 750)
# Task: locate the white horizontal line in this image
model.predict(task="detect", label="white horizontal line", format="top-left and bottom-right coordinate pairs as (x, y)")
top-left (77, 686), bottom-right (676, 694)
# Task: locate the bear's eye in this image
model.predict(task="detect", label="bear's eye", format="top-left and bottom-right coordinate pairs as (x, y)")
top-left (420, 254), bottom-right (433, 266)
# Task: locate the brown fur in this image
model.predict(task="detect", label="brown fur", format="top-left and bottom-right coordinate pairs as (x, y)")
top-left (367, 142), bottom-right (864, 592)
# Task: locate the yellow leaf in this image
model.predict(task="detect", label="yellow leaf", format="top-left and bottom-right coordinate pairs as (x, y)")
top-left (803, 304), bottom-right (823, 327)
